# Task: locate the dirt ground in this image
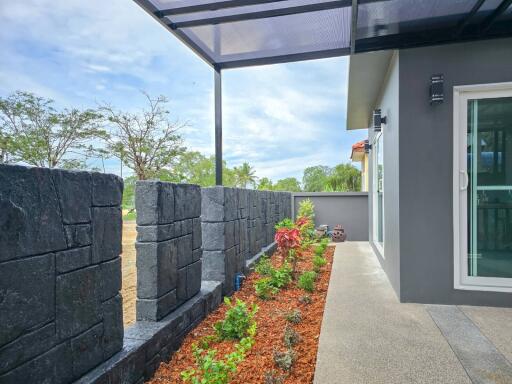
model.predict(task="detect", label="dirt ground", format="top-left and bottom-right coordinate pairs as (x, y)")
top-left (121, 221), bottom-right (137, 327)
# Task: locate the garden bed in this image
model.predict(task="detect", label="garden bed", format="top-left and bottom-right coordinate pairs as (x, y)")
top-left (148, 244), bottom-right (335, 384)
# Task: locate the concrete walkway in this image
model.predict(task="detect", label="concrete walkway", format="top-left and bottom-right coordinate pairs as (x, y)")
top-left (314, 242), bottom-right (512, 384)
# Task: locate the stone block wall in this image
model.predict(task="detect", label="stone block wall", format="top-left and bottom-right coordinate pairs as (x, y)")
top-left (135, 181), bottom-right (202, 321)
top-left (201, 187), bottom-right (292, 294)
top-left (0, 164), bottom-right (123, 384)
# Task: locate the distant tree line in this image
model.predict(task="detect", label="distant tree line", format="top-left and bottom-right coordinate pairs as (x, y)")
top-left (1, 90), bottom-right (361, 211)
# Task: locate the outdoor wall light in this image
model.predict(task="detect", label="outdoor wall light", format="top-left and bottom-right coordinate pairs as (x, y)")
top-left (373, 109), bottom-right (386, 132)
top-left (430, 74), bottom-right (444, 105)
top-left (364, 140), bottom-right (371, 153)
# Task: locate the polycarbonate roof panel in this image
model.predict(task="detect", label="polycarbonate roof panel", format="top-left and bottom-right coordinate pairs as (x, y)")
top-left (133, 0), bottom-right (512, 68)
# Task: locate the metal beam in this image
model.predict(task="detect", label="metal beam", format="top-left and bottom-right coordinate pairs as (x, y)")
top-left (169, 1), bottom-right (351, 29)
top-left (217, 47), bottom-right (350, 69)
top-left (480, 0), bottom-right (512, 33)
top-left (156, 0), bottom-right (288, 16)
top-left (350, 0), bottom-right (359, 54)
top-left (454, 0), bottom-right (486, 37)
top-left (214, 67), bottom-right (223, 186)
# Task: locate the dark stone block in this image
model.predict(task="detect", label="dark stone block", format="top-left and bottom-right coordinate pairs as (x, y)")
top-left (192, 248), bottom-right (202, 263)
top-left (135, 181), bottom-right (174, 225)
top-left (201, 187), bottom-right (224, 222)
top-left (192, 218), bottom-right (202, 249)
top-left (176, 234), bottom-right (192, 268)
top-left (92, 172), bottom-right (123, 207)
top-left (174, 184), bottom-right (201, 220)
top-left (52, 169), bottom-right (92, 224)
top-left (202, 222), bottom-right (225, 251)
top-left (0, 322), bottom-right (57, 375)
top-left (100, 257), bottom-right (122, 301)
top-left (0, 165), bottom-right (67, 261)
top-left (56, 246), bottom-right (91, 274)
top-left (105, 338), bottom-right (146, 384)
top-left (137, 289), bottom-right (177, 321)
top-left (136, 240), bottom-right (177, 299)
top-left (64, 224), bottom-right (92, 248)
top-left (0, 254), bottom-right (55, 347)
top-left (71, 323), bottom-right (104, 378)
top-left (56, 265), bottom-right (102, 340)
top-left (224, 188), bottom-right (238, 221)
top-left (145, 353), bottom-right (162, 380)
top-left (102, 294), bottom-right (124, 359)
top-left (177, 267), bottom-right (187, 303)
top-left (187, 260), bottom-right (202, 298)
top-left (201, 250), bottom-right (225, 283)
top-left (136, 223), bottom-right (174, 243)
top-left (225, 220), bottom-right (235, 249)
top-left (0, 341), bottom-right (73, 384)
top-left (91, 206), bottom-right (122, 263)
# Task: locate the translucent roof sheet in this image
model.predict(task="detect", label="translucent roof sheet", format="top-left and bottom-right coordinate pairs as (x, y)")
top-left (133, 0), bottom-right (512, 68)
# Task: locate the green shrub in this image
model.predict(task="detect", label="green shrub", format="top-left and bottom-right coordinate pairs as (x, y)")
top-left (270, 263), bottom-right (292, 289)
top-left (298, 198), bottom-right (315, 221)
top-left (254, 277), bottom-right (278, 300)
top-left (314, 245), bottom-right (325, 257)
top-left (298, 295), bottom-right (312, 305)
top-left (313, 255), bottom-right (327, 273)
top-left (283, 326), bottom-right (301, 348)
top-left (273, 348), bottom-right (296, 372)
top-left (285, 309), bottom-right (302, 324)
top-left (275, 218), bottom-right (295, 230)
top-left (264, 370), bottom-right (285, 384)
top-left (181, 324), bottom-right (256, 384)
top-left (214, 298), bottom-right (258, 340)
top-left (255, 255), bottom-right (272, 276)
top-left (320, 238), bottom-right (329, 248)
top-left (298, 271), bottom-right (317, 292)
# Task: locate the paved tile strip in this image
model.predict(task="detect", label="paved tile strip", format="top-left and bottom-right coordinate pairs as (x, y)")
top-left (426, 305), bottom-right (512, 384)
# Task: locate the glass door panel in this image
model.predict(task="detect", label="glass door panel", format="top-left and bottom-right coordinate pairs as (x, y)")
top-left (467, 97), bottom-right (512, 279)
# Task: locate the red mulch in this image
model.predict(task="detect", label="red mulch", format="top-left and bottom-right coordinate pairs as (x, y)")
top-left (148, 245), bottom-right (335, 384)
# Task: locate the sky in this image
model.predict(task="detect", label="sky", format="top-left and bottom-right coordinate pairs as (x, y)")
top-left (0, 0), bottom-right (367, 182)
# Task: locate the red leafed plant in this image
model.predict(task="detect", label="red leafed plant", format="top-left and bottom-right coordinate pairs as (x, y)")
top-left (295, 216), bottom-right (310, 229)
top-left (275, 227), bottom-right (301, 251)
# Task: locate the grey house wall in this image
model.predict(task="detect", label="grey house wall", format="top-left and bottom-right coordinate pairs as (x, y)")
top-left (0, 165), bottom-right (124, 384)
top-left (397, 37), bottom-right (512, 306)
top-left (292, 192), bottom-right (369, 241)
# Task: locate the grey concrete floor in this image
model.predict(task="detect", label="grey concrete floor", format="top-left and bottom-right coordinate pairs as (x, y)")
top-left (314, 242), bottom-right (512, 384)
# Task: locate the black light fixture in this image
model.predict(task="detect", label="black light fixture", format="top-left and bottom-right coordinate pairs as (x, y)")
top-left (430, 74), bottom-right (444, 105)
top-left (364, 140), bottom-right (371, 153)
top-left (373, 109), bottom-right (386, 132)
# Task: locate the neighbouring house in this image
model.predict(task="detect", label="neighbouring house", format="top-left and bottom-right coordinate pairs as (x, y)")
top-left (347, 38), bottom-right (512, 306)
top-left (350, 139), bottom-right (369, 191)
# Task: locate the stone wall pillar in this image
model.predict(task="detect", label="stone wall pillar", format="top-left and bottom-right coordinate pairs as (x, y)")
top-left (0, 165), bottom-right (123, 384)
top-left (135, 181), bottom-right (202, 321)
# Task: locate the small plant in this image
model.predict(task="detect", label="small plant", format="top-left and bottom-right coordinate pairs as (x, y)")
top-left (275, 218), bottom-right (295, 230)
top-left (270, 262), bottom-right (293, 288)
top-left (214, 298), bottom-right (258, 340)
top-left (320, 237), bottom-right (329, 248)
top-left (298, 294), bottom-right (312, 305)
top-left (285, 309), bottom-right (302, 324)
top-left (264, 370), bottom-right (285, 384)
top-left (298, 271), bottom-right (317, 293)
top-left (298, 198), bottom-right (315, 221)
top-left (181, 324), bottom-right (256, 384)
top-left (254, 277), bottom-right (278, 300)
top-left (273, 348), bottom-right (296, 372)
top-left (313, 255), bottom-right (327, 273)
top-left (255, 255), bottom-right (273, 276)
top-left (314, 244), bottom-right (325, 257)
top-left (283, 326), bottom-right (301, 348)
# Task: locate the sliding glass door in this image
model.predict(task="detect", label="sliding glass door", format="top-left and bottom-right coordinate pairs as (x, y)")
top-left (454, 83), bottom-right (512, 291)
top-left (373, 131), bottom-right (384, 254)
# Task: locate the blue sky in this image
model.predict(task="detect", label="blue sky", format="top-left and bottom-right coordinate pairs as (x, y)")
top-left (0, 0), bottom-right (366, 181)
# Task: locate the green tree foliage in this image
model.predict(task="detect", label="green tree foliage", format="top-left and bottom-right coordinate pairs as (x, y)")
top-left (0, 91), bottom-right (105, 168)
top-left (257, 177), bottom-right (274, 191)
top-left (302, 163), bottom-right (361, 192)
top-left (273, 177), bottom-right (301, 192)
top-left (233, 162), bottom-right (257, 188)
top-left (170, 151), bottom-right (236, 187)
top-left (100, 92), bottom-right (186, 180)
top-left (302, 165), bottom-right (330, 192)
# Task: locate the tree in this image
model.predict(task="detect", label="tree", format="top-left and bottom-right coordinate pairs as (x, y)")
top-left (0, 91), bottom-right (104, 168)
top-left (233, 162), bottom-right (257, 188)
top-left (274, 177), bottom-right (302, 192)
top-left (101, 92), bottom-right (186, 180)
top-left (302, 165), bottom-right (330, 192)
top-left (327, 163), bottom-right (361, 191)
top-left (257, 177), bottom-right (274, 190)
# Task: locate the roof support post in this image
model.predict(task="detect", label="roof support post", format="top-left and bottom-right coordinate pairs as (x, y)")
top-left (214, 66), bottom-right (223, 186)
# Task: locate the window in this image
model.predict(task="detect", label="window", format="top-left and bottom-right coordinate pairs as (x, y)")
top-left (373, 131), bottom-right (384, 254)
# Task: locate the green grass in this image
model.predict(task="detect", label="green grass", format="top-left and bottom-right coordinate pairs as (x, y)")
top-left (123, 210), bottom-right (137, 221)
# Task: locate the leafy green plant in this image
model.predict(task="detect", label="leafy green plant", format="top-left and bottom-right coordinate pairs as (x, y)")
top-left (298, 198), bottom-right (315, 221)
top-left (255, 255), bottom-right (272, 276)
top-left (320, 238), bottom-right (329, 248)
top-left (275, 218), bottom-right (295, 230)
top-left (181, 324), bottom-right (256, 384)
top-left (283, 326), bottom-right (301, 348)
top-left (254, 277), bottom-right (279, 300)
top-left (273, 348), bottom-right (297, 372)
top-left (314, 245), bottom-right (325, 257)
top-left (298, 271), bottom-right (317, 293)
top-left (313, 255), bottom-right (327, 273)
top-left (214, 298), bottom-right (258, 340)
top-left (285, 309), bottom-right (302, 324)
top-left (264, 370), bottom-right (285, 384)
top-left (270, 262), bottom-right (293, 288)
top-left (298, 295), bottom-right (312, 305)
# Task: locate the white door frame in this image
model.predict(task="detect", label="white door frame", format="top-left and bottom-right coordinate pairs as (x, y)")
top-left (453, 82), bottom-right (512, 292)
top-left (372, 131), bottom-right (384, 256)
